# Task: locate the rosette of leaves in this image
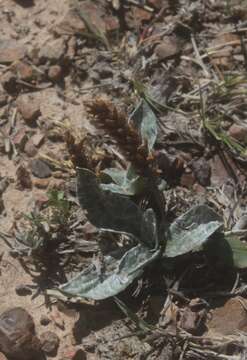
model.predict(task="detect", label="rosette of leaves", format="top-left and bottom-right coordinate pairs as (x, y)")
top-left (53, 168), bottom-right (226, 301)
top-left (50, 93), bottom-right (247, 301)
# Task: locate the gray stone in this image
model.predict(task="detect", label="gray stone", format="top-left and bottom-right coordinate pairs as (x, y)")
top-left (30, 159), bottom-right (52, 178)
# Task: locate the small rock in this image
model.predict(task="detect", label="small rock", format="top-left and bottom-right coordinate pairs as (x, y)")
top-left (16, 62), bottom-right (33, 81)
top-left (53, 9), bottom-right (86, 36)
top-left (33, 178), bottom-right (50, 189)
top-left (207, 297), bottom-right (247, 336)
top-left (1, 71), bottom-right (17, 94)
top-left (12, 127), bottom-right (28, 150)
top-left (0, 307), bottom-right (41, 359)
top-left (15, 284), bottom-right (32, 296)
top-left (180, 306), bottom-right (206, 335)
top-left (190, 158), bottom-right (211, 187)
top-left (105, 16), bottom-right (119, 33)
top-left (155, 36), bottom-right (180, 60)
top-left (34, 193), bottom-right (49, 209)
top-left (39, 38), bottom-right (66, 64)
top-left (40, 315), bottom-right (51, 326)
top-left (40, 331), bottom-right (60, 356)
top-left (0, 41), bottom-right (26, 64)
top-left (16, 165), bottom-right (32, 189)
top-left (24, 138), bottom-right (38, 157)
top-left (31, 133), bottom-right (44, 147)
top-left (180, 172), bottom-right (196, 188)
top-left (228, 124), bottom-right (247, 143)
top-left (17, 96), bottom-right (41, 123)
top-left (48, 65), bottom-right (63, 82)
top-left (31, 159), bottom-right (52, 178)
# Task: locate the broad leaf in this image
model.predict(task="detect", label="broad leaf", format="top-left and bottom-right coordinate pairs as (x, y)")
top-left (77, 168), bottom-right (144, 239)
top-left (129, 99), bottom-right (158, 153)
top-left (59, 244), bottom-right (161, 300)
top-left (204, 233), bottom-right (247, 269)
top-left (225, 235), bottom-right (247, 268)
top-left (165, 205), bottom-right (223, 257)
top-left (101, 165), bottom-right (146, 196)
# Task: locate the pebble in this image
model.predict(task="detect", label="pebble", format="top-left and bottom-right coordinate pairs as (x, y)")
top-left (24, 138), bottom-right (38, 157)
top-left (155, 36), bottom-right (180, 60)
top-left (105, 16), bottom-right (119, 33)
top-left (48, 65), bottom-right (63, 82)
top-left (17, 96), bottom-right (41, 123)
top-left (30, 159), bottom-right (52, 178)
top-left (15, 284), bottom-right (32, 296)
top-left (207, 297), bottom-right (247, 336)
top-left (40, 315), bottom-right (51, 326)
top-left (39, 38), bottom-right (66, 64)
top-left (33, 178), bottom-right (50, 189)
top-left (180, 172), bottom-right (196, 188)
top-left (16, 62), bottom-right (33, 81)
top-left (0, 307), bottom-right (41, 359)
top-left (31, 133), bottom-right (44, 147)
top-left (0, 41), bottom-right (25, 64)
top-left (53, 9), bottom-right (86, 36)
top-left (34, 193), bottom-right (49, 209)
top-left (40, 331), bottom-right (60, 355)
top-left (228, 124), bottom-right (247, 143)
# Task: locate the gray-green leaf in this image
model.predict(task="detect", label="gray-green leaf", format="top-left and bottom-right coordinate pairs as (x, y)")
top-left (101, 164), bottom-right (146, 196)
top-left (129, 99), bottom-right (158, 153)
top-left (225, 234), bottom-right (247, 268)
top-left (77, 168), bottom-right (143, 239)
top-left (165, 205), bottom-right (223, 257)
top-left (59, 244), bottom-right (161, 300)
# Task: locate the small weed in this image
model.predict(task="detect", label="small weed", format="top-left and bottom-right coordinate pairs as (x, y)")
top-left (15, 190), bottom-right (71, 255)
